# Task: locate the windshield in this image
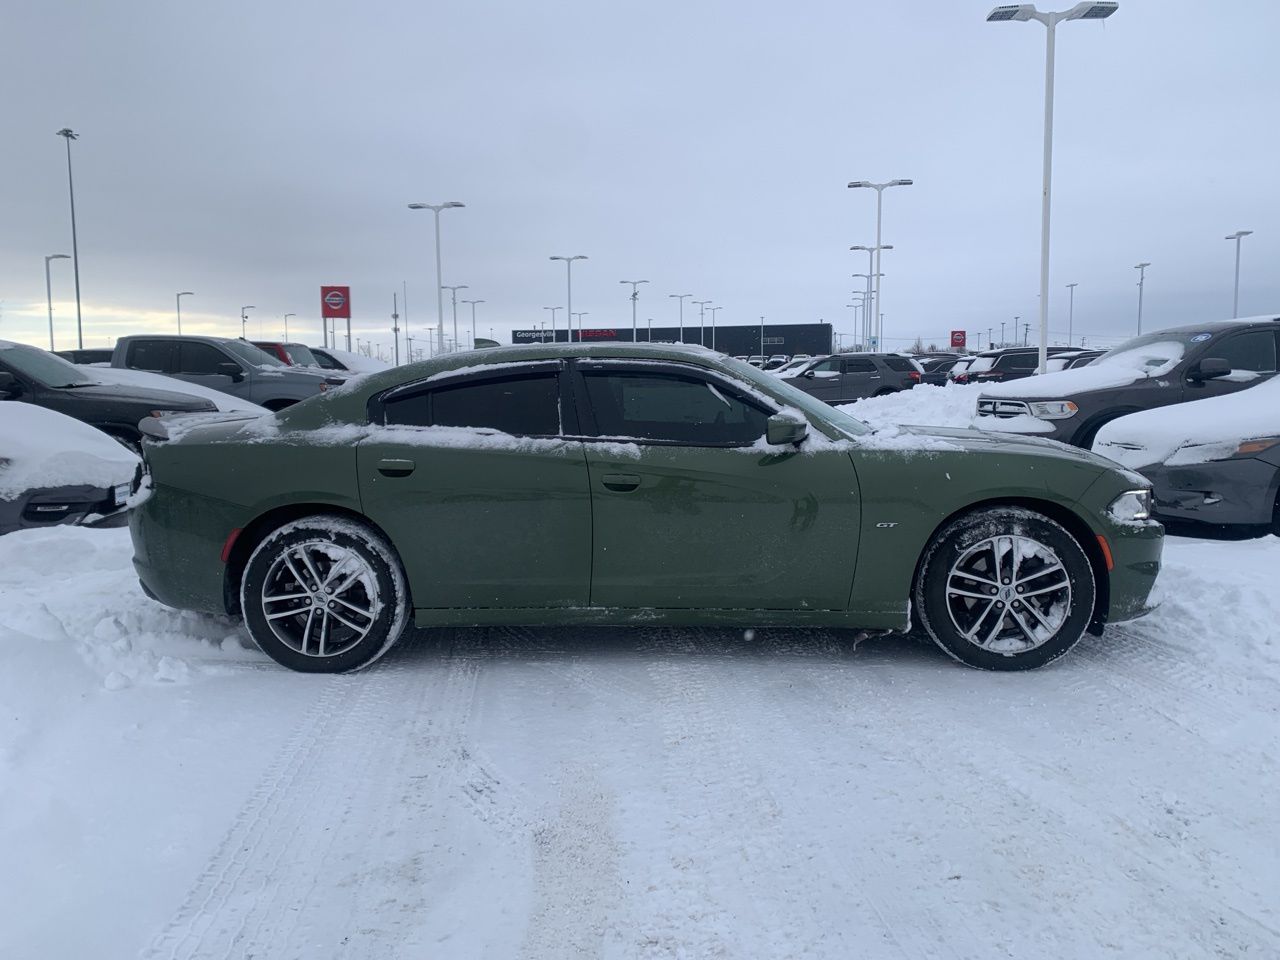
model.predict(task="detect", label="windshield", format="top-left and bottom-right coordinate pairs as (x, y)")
top-left (283, 344), bottom-right (319, 366)
top-left (0, 342), bottom-right (99, 387)
top-left (775, 358), bottom-right (810, 375)
top-left (224, 339), bottom-right (285, 367)
top-left (1093, 333), bottom-right (1188, 376)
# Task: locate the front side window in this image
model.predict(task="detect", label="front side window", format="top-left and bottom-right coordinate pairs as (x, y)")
top-left (126, 340), bottom-right (175, 373)
top-left (1209, 331), bottom-right (1277, 374)
top-left (383, 372), bottom-right (560, 436)
top-left (178, 342), bottom-right (234, 375)
top-left (809, 357), bottom-right (841, 377)
top-left (579, 369), bottom-right (768, 445)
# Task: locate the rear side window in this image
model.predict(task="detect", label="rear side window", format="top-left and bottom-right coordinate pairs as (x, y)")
top-left (177, 342), bottom-right (232, 375)
top-left (384, 372), bottom-right (560, 436)
top-left (579, 370), bottom-right (768, 446)
top-left (843, 358), bottom-right (877, 373)
top-left (1000, 353), bottom-right (1038, 372)
top-left (125, 340), bottom-right (175, 372)
top-left (881, 357), bottom-right (916, 372)
top-left (1210, 331), bottom-right (1278, 373)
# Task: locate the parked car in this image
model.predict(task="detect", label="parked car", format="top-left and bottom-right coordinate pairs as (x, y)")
top-left (975, 317), bottom-right (1280, 448)
top-left (56, 348), bottom-right (113, 365)
top-left (763, 355), bottom-right (790, 370)
top-left (1092, 374), bottom-right (1280, 537)
top-left (770, 357), bottom-right (813, 377)
top-left (1, 403), bottom-right (140, 535)
top-left (251, 341), bottom-right (323, 367)
top-left (746, 355), bottom-right (766, 367)
top-left (0, 339), bottom-right (215, 448)
top-left (780, 353), bottom-right (922, 403)
top-left (955, 346), bottom-right (1082, 385)
top-left (131, 342), bottom-right (1161, 674)
top-left (916, 355), bottom-right (966, 386)
top-left (1044, 350), bottom-right (1105, 373)
top-left (310, 346), bottom-right (392, 374)
top-left (948, 357), bottom-right (975, 382)
top-left (111, 335), bottom-right (344, 411)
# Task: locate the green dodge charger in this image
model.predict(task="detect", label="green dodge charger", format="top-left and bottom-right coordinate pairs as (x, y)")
top-left (130, 343), bottom-right (1162, 672)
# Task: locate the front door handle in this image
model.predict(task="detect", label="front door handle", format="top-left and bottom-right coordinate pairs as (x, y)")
top-left (377, 458), bottom-right (416, 478)
top-left (601, 473), bottom-right (641, 492)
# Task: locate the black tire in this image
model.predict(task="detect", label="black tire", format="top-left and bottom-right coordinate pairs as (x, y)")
top-left (240, 515), bottom-right (410, 673)
top-left (262, 399), bottom-right (297, 412)
top-left (914, 506), bottom-right (1096, 671)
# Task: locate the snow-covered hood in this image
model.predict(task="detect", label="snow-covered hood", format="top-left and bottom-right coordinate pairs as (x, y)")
top-left (979, 363), bottom-right (1156, 399)
top-left (0, 403), bottom-right (139, 500)
top-left (1093, 377), bottom-right (1280, 468)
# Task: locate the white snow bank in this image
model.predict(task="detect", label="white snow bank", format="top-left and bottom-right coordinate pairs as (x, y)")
top-left (1093, 375), bottom-right (1280, 468)
top-left (982, 340), bottom-right (1185, 399)
top-left (89, 366), bottom-right (267, 413)
top-left (0, 403), bottom-right (139, 500)
top-left (838, 382), bottom-right (984, 431)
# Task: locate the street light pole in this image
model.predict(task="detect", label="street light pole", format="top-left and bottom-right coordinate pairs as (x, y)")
top-left (543, 306), bottom-right (561, 342)
top-left (571, 312), bottom-right (588, 335)
top-left (707, 305), bottom-right (722, 350)
top-left (175, 291), bottom-right (193, 335)
top-left (668, 293), bottom-right (692, 344)
top-left (44, 254), bottom-right (70, 350)
top-left (986, 1), bottom-right (1119, 373)
top-left (1065, 282), bottom-right (1077, 347)
top-left (407, 201), bottom-right (465, 357)
top-left (442, 285), bottom-right (468, 351)
top-left (391, 293), bottom-right (401, 365)
top-left (849, 247), bottom-right (892, 349)
top-left (692, 300), bottom-right (712, 347)
top-left (620, 280), bottom-right (649, 343)
top-left (847, 182), bottom-right (912, 350)
top-left (240, 305), bottom-right (255, 338)
top-left (550, 255), bottom-right (588, 342)
top-left (55, 129), bottom-right (86, 349)
top-left (1134, 262), bottom-right (1151, 334)
top-left (1225, 230), bottom-right (1253, 318)
top-left (284, 312), bottom-right (295, 340)
top-left (461, 299), bottom-right (485, 348)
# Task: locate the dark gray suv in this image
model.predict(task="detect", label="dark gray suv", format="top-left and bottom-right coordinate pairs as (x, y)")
top-left (779, 353), bottom-right (921, 403)
top-left (975, 317), bottom-right (1280, 448)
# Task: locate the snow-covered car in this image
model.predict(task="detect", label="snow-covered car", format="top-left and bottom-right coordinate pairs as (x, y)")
top-left (974, 317), bottom-right (1280, 447)
top-left (1093, 375), bottom-right (1280, 536)
top-left (0, 404), bottom-right (140, 535)
top-left (310, 347), bottom-right (391, 374)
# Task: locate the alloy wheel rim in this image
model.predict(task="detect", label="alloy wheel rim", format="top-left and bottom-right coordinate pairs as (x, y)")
top-left (260, 540), bottom-right (380, 657)
top-left (945, 534), bottom-right (1072, 654)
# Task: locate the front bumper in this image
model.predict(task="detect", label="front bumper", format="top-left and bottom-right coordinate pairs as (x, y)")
top-left (1101, 518), bottom-right (1164, 624)
top-left (1142, 457), bottom-right (1280, 528)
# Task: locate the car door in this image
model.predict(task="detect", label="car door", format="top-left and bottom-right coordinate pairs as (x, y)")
top-left (796, 356), bottom-right (843, 402)
top-left (571, 360), bottom-right (861, 610)
top-left (356, 361), bottom-right (592, 609)
top-left (1184, 328), bottom-right (1278, 401)
top-left (174, 341), bottom-right (252, 400)
top-left (838, 357), bottom-right (880, 400)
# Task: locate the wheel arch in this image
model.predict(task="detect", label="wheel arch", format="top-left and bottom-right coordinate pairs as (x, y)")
top-left (222, 502), bottom-right (408, 616)
top-left (1069, 407), bottom-right (1142, 449)
top-left (910, 495), bottom-right (1110, 636)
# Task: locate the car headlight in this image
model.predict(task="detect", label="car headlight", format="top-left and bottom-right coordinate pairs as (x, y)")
top-left (1027, 400), bottom-right (1079, 420)
top-left (1107, 489), bottom-right (1152, 523)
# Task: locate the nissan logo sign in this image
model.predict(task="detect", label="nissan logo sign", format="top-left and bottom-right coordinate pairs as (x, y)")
top-left (324, 290), bottom-right (347, 310)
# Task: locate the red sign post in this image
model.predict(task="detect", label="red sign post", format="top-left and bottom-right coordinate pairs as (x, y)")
top-left (950, 329), bottom-right (967, 349)
top-left (321, 286), bottom-right (351, 350)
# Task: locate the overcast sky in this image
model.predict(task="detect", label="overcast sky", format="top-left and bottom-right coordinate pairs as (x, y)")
top-left (3, 0), bottom-right (1276, 359)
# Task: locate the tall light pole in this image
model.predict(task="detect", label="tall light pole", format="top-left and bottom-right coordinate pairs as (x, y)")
top-left (1065, 282), bottom-right (1077, 347)
top-left (692, 300), bottom-right (712, 346)
top-left (571, 312), bottom-right (588, 335)
top-left (442, 285), bottom-right (468, 351)
top-left (850, 246), bottom-right (892, 348)
top-left (407, 201), bottom-right (465, 356)
top-left (461, 299), bottom-right (485, 348)
top-left (620, 279), bottom-right (649, 343)
top-left (44, 254), bottom-right (70, 350)
top-left (847, 182), bottom-right (912, 350)
top-left (1225, 230), bottom-right (1253, 318)
top-left (1001, 320), bottom-right (1008, 347)
top-left (707, 305), bottom-right (722, 350)
top-left (55, 129), bottom-right (86, 348)
top-left (550, 255), bottom-right (587, 342)
top-left (1134, 262), bottom-right (1150, 334)
top-left (391, 293), bottom-right (401, 365)
top-left (284, 312), bottom-right (295, 340)
top-left (175, 291), bottom-right (193, 335)
top-left (240, 306), bottom-right (255, 338)
top-left (986, 2), bottom-right (1119, 373)
top-left (668, 293), bottom-right (692, 344)
top-left (543, 306), bottom-right (561, 342)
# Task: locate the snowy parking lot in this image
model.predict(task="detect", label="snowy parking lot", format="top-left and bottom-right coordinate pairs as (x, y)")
top-left (3, 521), bottom-right (1278, 959)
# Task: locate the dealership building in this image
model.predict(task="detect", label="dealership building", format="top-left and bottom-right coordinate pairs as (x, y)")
top-left (510, 321), bottom-right (833, 357)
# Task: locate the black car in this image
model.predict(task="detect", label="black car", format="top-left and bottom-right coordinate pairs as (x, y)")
top-left (974, 317), bottom-right (1280, 448)
top-left (0, 340), bottom-right (216, 447)
top-left (915, 355), bottom-right (967, 386)
top-left (56, 348), bottom-right (114, 365)
top-left (779, 353), bottom-right (921, 403)
top-left (955, 345), bottom-right (1082, 385)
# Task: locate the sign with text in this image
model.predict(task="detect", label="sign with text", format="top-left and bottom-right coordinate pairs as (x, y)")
top-left (321, 286), bottom-right (351, 319)
top-left (950, 329), bottom-right (967, 349)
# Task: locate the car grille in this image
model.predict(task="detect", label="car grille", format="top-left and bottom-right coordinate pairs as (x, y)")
top-left (976, 399), bottom-right (1032, 419)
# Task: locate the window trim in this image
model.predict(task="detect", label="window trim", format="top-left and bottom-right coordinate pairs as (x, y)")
top-left (567, 359), bottom-right (778, 449)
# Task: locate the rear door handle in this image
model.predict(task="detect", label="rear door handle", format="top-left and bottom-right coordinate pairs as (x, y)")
top-left (601, 473), bottom-right (641, 492)
top-left (377, 458), bottom-right (416, 478)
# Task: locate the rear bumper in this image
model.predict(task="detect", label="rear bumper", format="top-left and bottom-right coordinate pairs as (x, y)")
top-left (1144, 458), bottom-right (1280, 528)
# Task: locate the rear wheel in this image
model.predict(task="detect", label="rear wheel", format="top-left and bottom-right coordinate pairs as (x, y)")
top-left (240, 515), bottom-right (410, 673)
top-left (914, 506), bottom-right (1095, 670)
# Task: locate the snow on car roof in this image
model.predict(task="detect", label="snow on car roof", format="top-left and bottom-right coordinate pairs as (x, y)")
top-left (0, 403), bottom-right (138, 500)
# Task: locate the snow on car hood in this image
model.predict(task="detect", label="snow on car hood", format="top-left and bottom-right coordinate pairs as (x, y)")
top-left (0, 403), bottom-right (139, 500)
top-left (1092, 375), bottom-right (1280, 468)
top-left (981, 340), bottom-right (1184, 399)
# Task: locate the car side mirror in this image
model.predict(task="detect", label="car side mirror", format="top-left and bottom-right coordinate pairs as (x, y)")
top-left (0, 371), bottom-right (19, 398)
top-left (802, 369), bottom-right (816, 379)
top-left (766, 412), bottom-right (809, 446)
top-left (1190, 357), bottom-right (1230, 382)
top-left (217, 361), bottom-right (246, 383)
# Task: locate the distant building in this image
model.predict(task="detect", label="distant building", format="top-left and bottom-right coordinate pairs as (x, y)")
top-left (510, 322), bottom-right (832, 357)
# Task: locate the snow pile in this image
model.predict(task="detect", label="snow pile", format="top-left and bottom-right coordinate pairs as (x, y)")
top-left (90, 365), bottom-right (267, 413)
top-left (981, 340), bottom-right (1185, 399)
top-left (1094, 375), bottom-right (1280, 468)
top-left (0, 404), bottom-right (138, 500)
top-left (838, 382), bottom-right (984, 431)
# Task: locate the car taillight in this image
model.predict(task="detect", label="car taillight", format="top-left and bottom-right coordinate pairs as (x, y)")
top-left (909, 371), bottom-right (920, 382)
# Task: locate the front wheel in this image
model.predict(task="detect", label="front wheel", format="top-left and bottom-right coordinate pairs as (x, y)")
top-left (914, 507), bottom-right (1096, 670)
top-left (240, 515), bottom-right (410, 672)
